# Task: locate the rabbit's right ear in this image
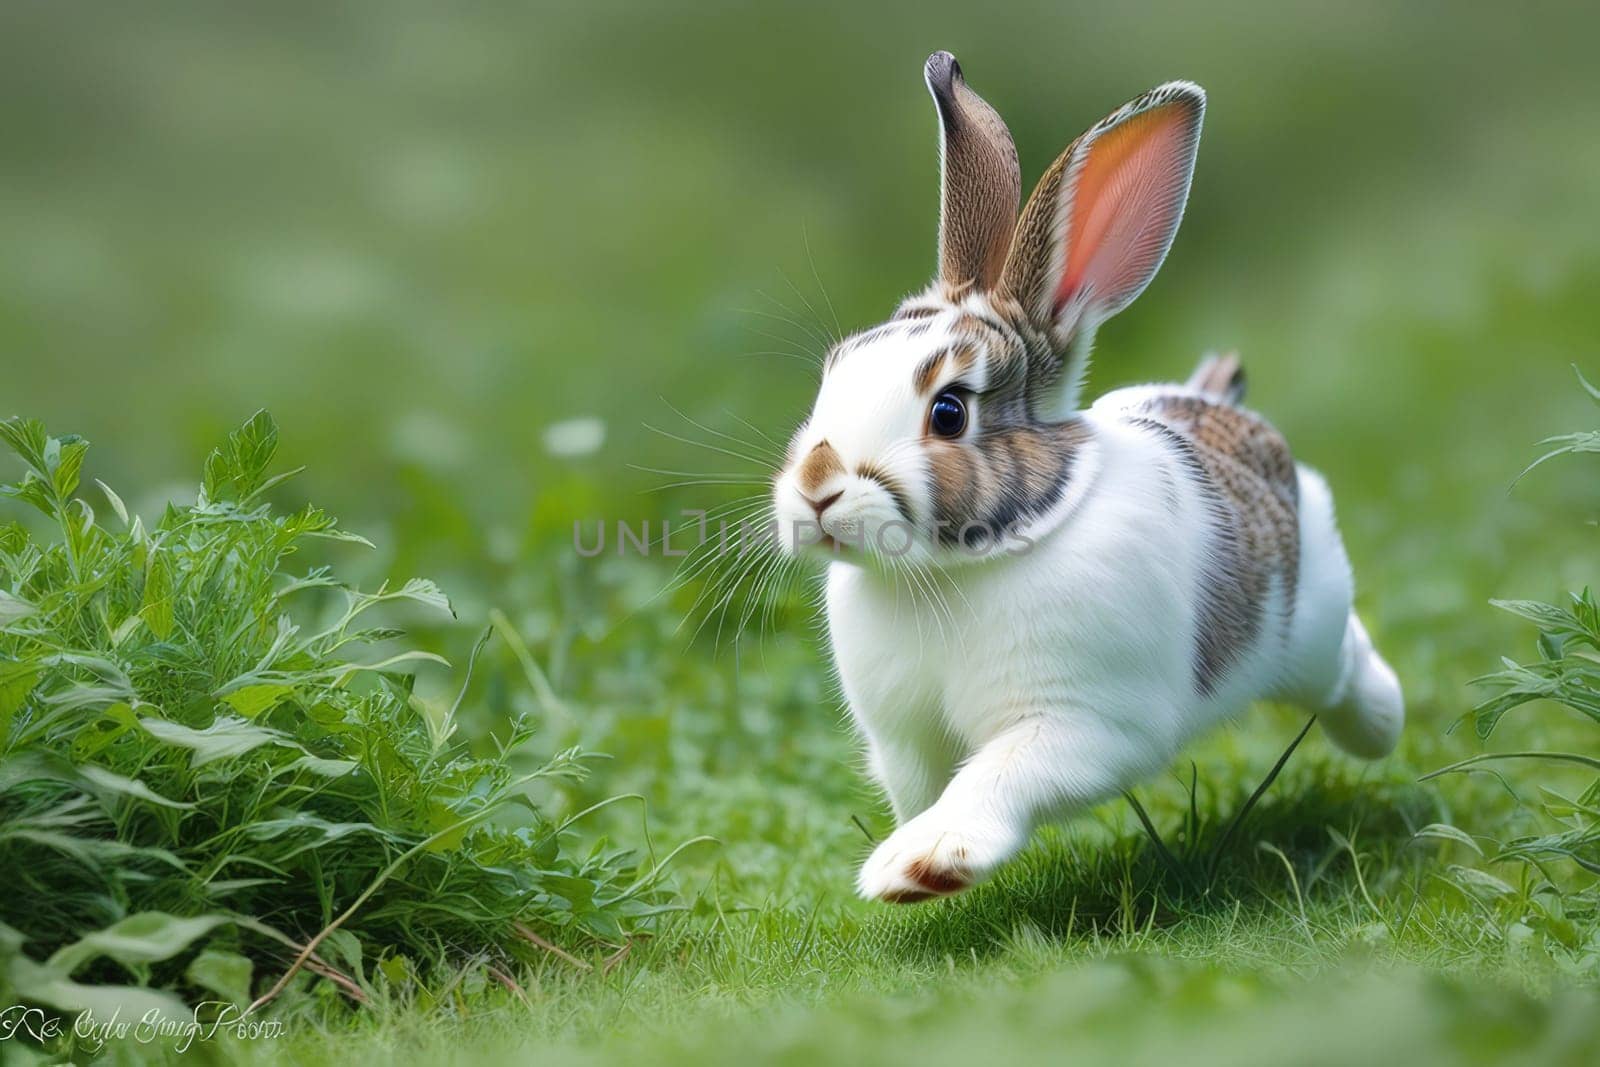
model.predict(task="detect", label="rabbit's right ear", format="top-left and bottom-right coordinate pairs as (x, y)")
top-left (925, 52), bottom-right (1020, 293)
top-left (997, 81), bottom-right (1203, 415)
top-left (1000, 82), bottom-right (1204, 349)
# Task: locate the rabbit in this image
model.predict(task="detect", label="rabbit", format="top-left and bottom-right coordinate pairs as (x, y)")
top-left (769, 51), bottom-right (1404, 903)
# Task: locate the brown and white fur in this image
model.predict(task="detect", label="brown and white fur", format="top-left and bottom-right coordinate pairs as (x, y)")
top-left (771, 52), bottom-right (1403, 903)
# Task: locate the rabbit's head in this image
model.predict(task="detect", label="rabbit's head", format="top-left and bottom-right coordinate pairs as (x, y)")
top-left (773, 52), bottom-right (1204, 565)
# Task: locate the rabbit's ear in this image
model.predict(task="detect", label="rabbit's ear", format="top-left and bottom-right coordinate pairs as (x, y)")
top-left (925, 52), bottom-right (1020, 293)
top-left (1001, 81), bottom-right (1204, 353)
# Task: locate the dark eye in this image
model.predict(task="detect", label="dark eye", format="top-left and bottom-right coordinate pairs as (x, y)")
top-left (928, 391), bottom-right (968, 438)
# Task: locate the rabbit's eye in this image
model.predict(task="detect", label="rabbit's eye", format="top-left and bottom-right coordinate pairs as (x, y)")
top-left (928, 392), bottom-right (967, 438)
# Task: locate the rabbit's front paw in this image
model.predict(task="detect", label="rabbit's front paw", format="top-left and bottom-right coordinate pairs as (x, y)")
top-left (856, 810), bottom-right (1017, 904)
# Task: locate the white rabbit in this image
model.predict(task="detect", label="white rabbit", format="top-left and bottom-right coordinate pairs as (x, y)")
top-left (770, 52), bottom-right (1403, 902)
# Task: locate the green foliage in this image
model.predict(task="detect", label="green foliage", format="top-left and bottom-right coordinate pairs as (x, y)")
top-left (0, 412), bottom-right (668, 1020)
top-left (1468, 592), bottom-right (1600, 741)
top-left (1427, 370), bottom-right (1600, 922)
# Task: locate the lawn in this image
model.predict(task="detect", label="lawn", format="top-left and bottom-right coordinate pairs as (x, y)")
top-left (3, 3), bottom-right (1599, 1064)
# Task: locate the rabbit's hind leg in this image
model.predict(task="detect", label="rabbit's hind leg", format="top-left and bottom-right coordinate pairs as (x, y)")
top-left (1281, 465), bottom-right (1403, 758)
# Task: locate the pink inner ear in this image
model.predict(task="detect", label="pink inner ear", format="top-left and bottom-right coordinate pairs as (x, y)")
top-left (1054, 102), bottom-right (1198, 318)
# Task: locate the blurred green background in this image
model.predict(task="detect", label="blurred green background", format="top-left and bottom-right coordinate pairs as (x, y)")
top-left (4, 0), bottom-right (1595, 503)
top-left (3, 0), bottom-right (1599, 912)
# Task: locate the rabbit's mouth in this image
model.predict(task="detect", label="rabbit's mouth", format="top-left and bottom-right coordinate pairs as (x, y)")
top-left (808, 523), bottom-right (853, 556)
top-left (795, 518), bottom-right (861, 558)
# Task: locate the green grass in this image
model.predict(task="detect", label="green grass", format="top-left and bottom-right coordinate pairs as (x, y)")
top-left (229, 774), bottom-right (1600, 1066)
top-left (4, 3), bottom-right (1600, 1063)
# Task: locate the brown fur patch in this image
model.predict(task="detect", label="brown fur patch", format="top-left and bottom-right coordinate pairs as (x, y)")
top-left (927, 419), bottom-right (1091, 548)
top-left (947, 309), bottom-right (1042, 404)
top-left (906, 855), bottom-right (970, 895)
top-left (950, 341), bottom-right (980, 374)
top-left (913, 343), bottom-right (982, 395)
top-left (912, 350), bottom-right (948, 395)
top-left (1127, 382), bottom-right (1300, 694)
top-left (795, 440), bottom-right (845, 496)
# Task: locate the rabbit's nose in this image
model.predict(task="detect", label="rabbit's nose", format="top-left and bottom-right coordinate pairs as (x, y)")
top-left (806, 489), bottom-right (844, 519)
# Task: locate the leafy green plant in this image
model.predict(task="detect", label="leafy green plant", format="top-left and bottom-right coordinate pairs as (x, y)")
top-left (1423, 368), bottom-right (1600, 943)
top-left (0, 412), bottom-right (670, 1021)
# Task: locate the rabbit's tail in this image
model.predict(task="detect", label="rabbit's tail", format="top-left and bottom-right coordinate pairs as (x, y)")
top-left (1317, 613), bottom-right (1405, 759)
top-left (1187, 351), bottom-right (1246, 405)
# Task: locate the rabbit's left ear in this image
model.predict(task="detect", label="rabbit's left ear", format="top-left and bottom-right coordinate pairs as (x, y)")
top-left (925, 52), bottom-right (1020, 293)
top-left (1001, 82), bottom-right (1204, 353)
